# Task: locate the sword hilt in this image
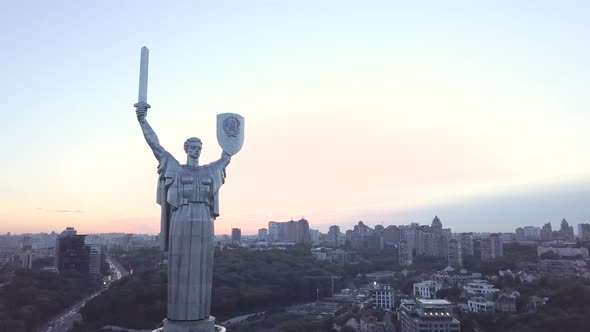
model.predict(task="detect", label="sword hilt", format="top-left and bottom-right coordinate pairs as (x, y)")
top-left (134, 101), bottom-right (151, 109)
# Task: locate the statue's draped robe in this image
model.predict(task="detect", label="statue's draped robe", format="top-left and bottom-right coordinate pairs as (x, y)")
top-left (156, 151), bottom-right (229, 321)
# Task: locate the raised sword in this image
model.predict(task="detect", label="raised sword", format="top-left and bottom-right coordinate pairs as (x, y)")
top-left (134, 46), bottom-right (150, 108)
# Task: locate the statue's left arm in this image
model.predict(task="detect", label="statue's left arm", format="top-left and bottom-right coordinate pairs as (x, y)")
top-left (218, 150), bottom-right (232, 168)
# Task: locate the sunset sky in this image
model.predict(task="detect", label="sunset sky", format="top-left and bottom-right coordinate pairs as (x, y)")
top-left (1, 1), bottom-right (589, 235)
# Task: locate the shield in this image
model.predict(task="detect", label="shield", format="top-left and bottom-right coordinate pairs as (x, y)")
top-left (216, 113), bottom-right (245, 156)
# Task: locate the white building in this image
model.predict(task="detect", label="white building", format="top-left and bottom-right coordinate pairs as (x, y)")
top-left (398, 299), bottom-right (461, 332)
top-left (257, 228), bottom-right (268, 241)
top-left (468, 297), bottom-right (496, 313)
top-left (413, 280), bottom-right (442, 299)
top-left (537, 246), bottom-right (589, 258)
top-left (463, 280), bottom-right (499, 297)
top-left (372, 283), bottom-right (394, 310)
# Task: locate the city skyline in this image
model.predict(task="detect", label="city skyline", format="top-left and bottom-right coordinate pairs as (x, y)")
top-left (1, 1), bottom-right (589, 235)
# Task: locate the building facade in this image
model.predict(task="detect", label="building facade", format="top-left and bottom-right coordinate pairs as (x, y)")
top-left (447, 239), bottom-right (462, 267)
top-left (267, 219), bottom-right (311, 244)
top-left (480, 234), bottom-right (503, 260)
top-left (399, 239), bottom-right (413, 266)
top-left (460, 233), bottom-right (474, 256)
top-left (398, 299), bottom-right (460, 332)
top-left (540, 223), bottom-right (552, 241)
top-left (328, 225), bottom-right (340, 247)
top-left (372, 283), bottom-right (394, 310)
top-left (257, 228), bottom-right (268, 241)
top-left (413, 281), bottom-right (442, 299)
top-left (383, 225), bottom-right (400, 244)
top-left (467, 297), bottom-right (496, 313)
top-left (578, 223), bottom-right (590, 240)
top-left (231, 228), bottom-right (242, 243)
top-left (463, 280), bottom-right (499, 297)
top-left (55, 227), bottom-right (90, 273)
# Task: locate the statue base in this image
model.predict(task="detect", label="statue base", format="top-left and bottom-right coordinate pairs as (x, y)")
top-left (152, 317), bottom-right (225, 332)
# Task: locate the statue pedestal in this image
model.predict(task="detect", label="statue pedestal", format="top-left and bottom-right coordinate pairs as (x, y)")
top-left (152, 317), bottom-right (226, 332)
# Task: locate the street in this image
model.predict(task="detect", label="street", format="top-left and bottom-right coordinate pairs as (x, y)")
top-left (38, 256), bottom-right (128, 332)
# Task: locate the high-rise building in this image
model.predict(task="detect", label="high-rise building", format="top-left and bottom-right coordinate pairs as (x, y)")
top-left (267, 219), bottom-right (311, 244)
top-left (55, 227), bottom-right (90, 273)
top-left (481, 234), bottom-right (503, 260)
top-left (442, 228), bottom-right (452, 238)
top-left (398, 299), bottom-right (461, 332)
top-left (258, 228), bottom-right (268, 241)
top-left (415, 229), bottom-right (426, 256)
top-left (501, 233), bottom-right (516, 242)
top-left (399, 239), bottom-right (413, 266)
top-left (431, 216), bottom-right (443, 234)
top-left (540, 223), bottom-right (552, 241)
top-left (88, 245), bottom-right (101, 275)
top-left (349, 221), bottom-right (383, 251)
top-left (353, 221), bottom-right (371, 235)
top-left (523, 226), bottom-right (540, 240)
top-left (515, 227), bottom-right (525, 241)
top-left (447, 239), bottom-right (462, 267)
top-left (351, 233), bottom-right (383, 251)
top-left (231, 228), bottom-right (241, 243)
top-left (578, 223), bottom-right (590, 240)
top-left (460, 233), bottom-right (474, 256)
top-left (309, 229), bottom-right (320, 245)
top-left (383, 225), bottom-right (401, 244)
top-left (20, 250), bottom-right (33, 269)
top-left (328, 225), bottom-right (340, 247)
top-left (268, 221), bottom-right (279, 242)
top-left (399, 226), bottom-right (415, 255)
top-left (560, 219), bottom-right (575, 241)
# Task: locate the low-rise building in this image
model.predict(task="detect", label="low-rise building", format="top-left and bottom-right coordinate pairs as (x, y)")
top-left (398, 299), bottom-right (460, 332)
top-left (467, 297), bottom-right (495, 313)
top-left (432, 266), bottom-right (482, 288)
top-left (413, 280), bottom-right (442, 299)
top-left (371, 283), bottom-right (394, 310)
top-left (537, 246), bottom-right (589, 258)
top-left (463, 280), bottom-right (499, 298)
top-left (537, 259), bottom-right (589, 278)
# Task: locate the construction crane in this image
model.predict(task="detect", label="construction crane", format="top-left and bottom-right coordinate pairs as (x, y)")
top-left (304, 274), bottom-right (342, 313)
top-left (303, 273), bottom-right (342, 298)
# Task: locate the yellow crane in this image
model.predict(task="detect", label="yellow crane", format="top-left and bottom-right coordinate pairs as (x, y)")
top-left (303, 273), bottom-right (342, 298)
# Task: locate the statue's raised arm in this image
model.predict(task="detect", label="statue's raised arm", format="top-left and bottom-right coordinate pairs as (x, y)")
top-left (136, 101), bottom-right (166, 161)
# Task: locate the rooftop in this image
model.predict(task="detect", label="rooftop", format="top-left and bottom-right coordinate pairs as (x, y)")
top-left (418, 299), bottom-right (451, 305)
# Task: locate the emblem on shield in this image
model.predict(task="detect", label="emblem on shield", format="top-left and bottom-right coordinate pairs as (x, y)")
top-left (217, 113), bottom-right (244, 156)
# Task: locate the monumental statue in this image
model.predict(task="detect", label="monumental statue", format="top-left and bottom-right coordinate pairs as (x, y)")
top-left (134, 47), bottom-right (243, 332)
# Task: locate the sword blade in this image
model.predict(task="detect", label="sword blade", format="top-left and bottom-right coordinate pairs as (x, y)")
top-left (138, 46), bottom-right (149, 103)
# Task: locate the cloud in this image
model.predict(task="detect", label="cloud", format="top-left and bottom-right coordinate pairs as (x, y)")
top-left (55, 210), bottom-right (85, 213)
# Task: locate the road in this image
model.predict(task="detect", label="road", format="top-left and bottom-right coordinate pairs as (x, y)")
top-left (38, 256), bottom-right (128, 332)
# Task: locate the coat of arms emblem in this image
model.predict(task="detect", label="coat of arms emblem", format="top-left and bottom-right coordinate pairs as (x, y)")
top-left (217, 113), bottom-right (245, 156)
top-left (223, 116), bottom-right (241, 137)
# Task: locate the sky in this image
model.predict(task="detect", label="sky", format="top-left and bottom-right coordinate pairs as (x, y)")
top-left (1, 1), bottom-right (589, 235)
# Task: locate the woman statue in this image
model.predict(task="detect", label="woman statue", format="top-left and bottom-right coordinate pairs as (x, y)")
top-left (135, 102), bottom-right (231, 326)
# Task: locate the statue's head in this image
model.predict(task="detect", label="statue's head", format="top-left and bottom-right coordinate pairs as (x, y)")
top-left (184, 137), bottom-right (202, 161)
